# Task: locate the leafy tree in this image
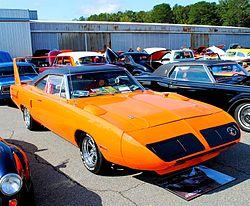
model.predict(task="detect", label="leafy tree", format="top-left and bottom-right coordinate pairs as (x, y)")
top-left (173, 4), bottom-right (190, 24)
top-left (219, 0), bottom-right (250, 27)
top-left (151, 3), bottom-right (174, 23)
top-left (188, 1), bottom-right (221, 25)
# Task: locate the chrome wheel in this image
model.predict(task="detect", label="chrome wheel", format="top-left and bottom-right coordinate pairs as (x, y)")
top-left (82, 135), bottom-right (98, 170)
top-left (23, 108), bottom-right (31, 128)
top-left (238, 104), bottom-right (250, 129)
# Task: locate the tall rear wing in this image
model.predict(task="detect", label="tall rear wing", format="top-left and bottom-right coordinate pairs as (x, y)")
top-left (13, 58), bottom-right (21, 85)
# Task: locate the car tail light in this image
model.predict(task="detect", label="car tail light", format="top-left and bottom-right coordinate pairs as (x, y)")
top-left (9, 199), bottom-right (18, 206)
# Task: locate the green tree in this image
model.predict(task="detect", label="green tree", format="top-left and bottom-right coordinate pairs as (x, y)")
top-left (219, 0), bottom-right (250, 27)
top-left (151, 3), bottom-right (173, 23)
top-left (188, 1), bottom-right (221, 25)
top-left (173, 4), bottom-right (190, 24)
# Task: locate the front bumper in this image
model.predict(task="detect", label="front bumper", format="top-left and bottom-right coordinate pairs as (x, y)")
top-left (121, 112), bottom-right (241, 175)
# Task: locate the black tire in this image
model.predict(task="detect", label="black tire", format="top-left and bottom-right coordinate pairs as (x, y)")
top-left (234, 103), bottom-right (250, 132)
top-left (80, 134), bottom-right (110, 174)
top-left (22, 107), bottom-right (38, 131)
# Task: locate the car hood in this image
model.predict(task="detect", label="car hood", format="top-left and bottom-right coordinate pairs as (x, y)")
top-left (72, 91), bottom-right (221, 132)
top-left (0, 74), bottom-right (37, 86)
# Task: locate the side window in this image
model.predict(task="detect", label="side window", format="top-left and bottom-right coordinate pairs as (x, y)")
top-left (169, 65), bottom-right (211, 83)
top-left (237, 52), bottom-right (245, 57)
top-left (45, 75), bottom-right (64, 96)
top-left (36, 76), bottom-right (48, 91)
top-left (62, 57), bottom-right (72, 65)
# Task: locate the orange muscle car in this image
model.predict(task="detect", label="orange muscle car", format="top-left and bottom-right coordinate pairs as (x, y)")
top-left (10, 60), bottom-right (241, 175)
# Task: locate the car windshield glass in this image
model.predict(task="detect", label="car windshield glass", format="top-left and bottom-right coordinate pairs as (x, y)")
top-left (68, 70), bottom-right (143, 98)
top-left (209, 64), bottom-right (247, 77)
top-left (173, 51), bottom-right (194, 60)
top-left (78, 56), bottom-right (106, 64)
top-left (0, 65), bottom-right (36, 77)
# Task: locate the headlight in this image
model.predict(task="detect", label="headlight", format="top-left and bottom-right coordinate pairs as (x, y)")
top-left (0, 174), bottom-right (22, 196)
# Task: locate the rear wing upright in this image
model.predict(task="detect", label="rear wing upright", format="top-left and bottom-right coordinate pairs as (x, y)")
top-left (13, 58), bottom-right (21, 85)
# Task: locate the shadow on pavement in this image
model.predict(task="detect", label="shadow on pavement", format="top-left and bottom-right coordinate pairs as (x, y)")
top-left (133, 142), bottom-right (249, 196)
top-left (6, 139), bottom-right (103, 206)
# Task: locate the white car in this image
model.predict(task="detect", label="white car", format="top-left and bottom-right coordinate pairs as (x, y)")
top-left (160, 49), bottom-right (195, 64)
top-left (54, 51), bottom-right (106, 66)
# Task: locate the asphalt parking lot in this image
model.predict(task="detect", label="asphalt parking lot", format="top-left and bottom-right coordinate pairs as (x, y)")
top-left (0, 103), bottom-right (249, 206)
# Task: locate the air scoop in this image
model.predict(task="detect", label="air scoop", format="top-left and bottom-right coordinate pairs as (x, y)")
top-left (84, 105), bottom-right (107, 116)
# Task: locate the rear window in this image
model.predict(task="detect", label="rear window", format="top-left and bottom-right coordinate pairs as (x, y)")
top-left (0, 65), bottom-right (37, 76)
top-left (78, 56), bottom-right (106, 64)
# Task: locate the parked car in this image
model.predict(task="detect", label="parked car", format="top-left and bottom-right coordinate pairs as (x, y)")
top-left (136, 60), bottom-right (250, 131)
top-left (39, 51), bottom-right (106, 73)
top-left (223, 49), bottom-right (250, 65)
top-left (105, 48), bottom-right (167, 75)
top-left (11, 62), bottom-right (240, 175)
top-left (0, 137), bottom-right (33, 206)
top-left (0, 51), bottom-right (12, 63)
top-left (0, 62), bottom-right (38, 101)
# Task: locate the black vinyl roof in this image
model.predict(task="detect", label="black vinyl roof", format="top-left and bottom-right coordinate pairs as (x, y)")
top-left (153, 60), bottom-right (238, 76)
top-left (32, 64), bottom-right (125, 83)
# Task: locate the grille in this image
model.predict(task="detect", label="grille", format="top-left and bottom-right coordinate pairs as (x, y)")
top-left (201, 122), bottom-right (240, 148)
top-left (147, 133), bottom-right (205, 162)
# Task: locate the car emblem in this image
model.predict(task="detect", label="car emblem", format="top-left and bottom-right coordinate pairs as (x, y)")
top-left (226, 127), bottom-right (237, 136)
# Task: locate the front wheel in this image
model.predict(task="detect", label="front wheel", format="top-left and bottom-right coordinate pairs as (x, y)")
top-left (234, 103), bottom-right (250, 132)
top-left (80, 134), bottom-right (110, 174)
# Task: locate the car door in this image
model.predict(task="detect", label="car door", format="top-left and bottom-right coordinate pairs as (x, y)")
top-left (165, 65), bottom-right (217, 104)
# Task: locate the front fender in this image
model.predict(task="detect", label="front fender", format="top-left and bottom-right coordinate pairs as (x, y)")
top-left (228, 93), bottom-right (250, 112)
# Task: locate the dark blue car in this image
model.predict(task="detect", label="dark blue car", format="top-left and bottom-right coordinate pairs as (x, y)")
top-left (0, 138), bottom-right (34, 205)
top-left (0, 51), bottom-right (12, 63)
top-left (0, 62), bottom-right (38, 101)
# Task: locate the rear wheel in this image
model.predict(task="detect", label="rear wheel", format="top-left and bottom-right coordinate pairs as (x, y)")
top-left (234, 103), bottom-right (250, 132)
top-left (22, 107), bottom-right (38, 131)
top-left (80, 134), bottom-right (110, 174)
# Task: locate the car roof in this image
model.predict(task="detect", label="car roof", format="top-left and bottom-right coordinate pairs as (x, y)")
top-left (33, 64), bottom-right (125, 82)
top-left (57, 51), bottom-right (104, 58)
top-left (0, 62), bottom-right (33, 68)
top-left (153, 60), bottom-right (238, 75)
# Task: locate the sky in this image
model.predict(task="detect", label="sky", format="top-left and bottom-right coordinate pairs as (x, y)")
top-left (0, 0), bottom-right (218, 20)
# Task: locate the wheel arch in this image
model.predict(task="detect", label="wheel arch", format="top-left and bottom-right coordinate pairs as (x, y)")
top-left (74, 129), bottom-right (87, 149)
top-left (227, 98), bottom-right (250, 115)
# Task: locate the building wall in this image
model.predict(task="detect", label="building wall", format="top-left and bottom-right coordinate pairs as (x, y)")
top-left (30, 21), bottom-right (250, 53)
top-left (0, 9), bottom-right (33, 57)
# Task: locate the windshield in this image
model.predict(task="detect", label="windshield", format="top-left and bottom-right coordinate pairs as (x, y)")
top-left (68, 70), bottom-right (143, 98)
top-left (78, 56), bottom-right (106, 65)
top-left (209, 64), bottom-right (247, 77)
top-left (0, 65), bottom-right (37, 77)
